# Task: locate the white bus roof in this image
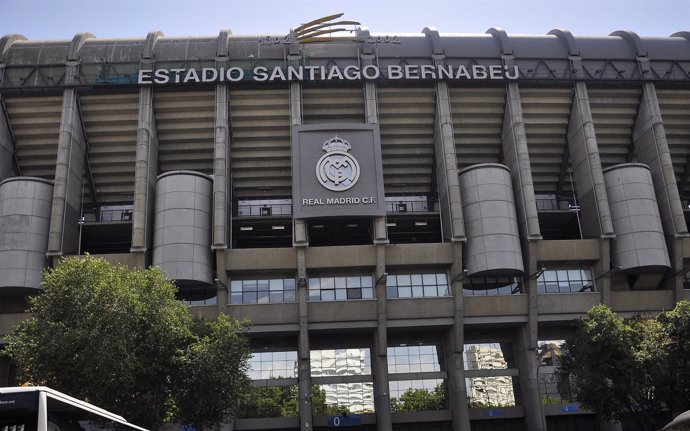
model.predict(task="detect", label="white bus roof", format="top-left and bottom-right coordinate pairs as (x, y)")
top-left (0, 386), bottom-right (149, 431)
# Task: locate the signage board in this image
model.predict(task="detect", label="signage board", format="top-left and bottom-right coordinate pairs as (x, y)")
top-left (292, 124), bottom-right (386, 219)
top-left (328, 415), bottom-right (362, 427)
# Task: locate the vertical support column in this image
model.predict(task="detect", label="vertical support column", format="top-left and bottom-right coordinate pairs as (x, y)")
top-left (447, 244), bottom-right (471, 431)
top-left (633, 82), bottom-right (690, 295)
top-left (568, 82), bottom-right (615, 303)
top-left (502, 82), bottom-right (545, 431)
top-left (213, 31), bottom-right (232, 317)
top-left (130, 85), bottom-right (159, 267)
top-left (46, 87), bottom-right (86, 257)
top-left (361, 40), bottom-right (392, 431)
top-left (213, 81), bottom-right (230, 249)
top-left (288, 45), bottom-right (312, 431)
top-left (0, 96), bottom-right (14, 180)
top-left (423, 27), bottom-right (470, 431)
top-left (516, 324), bottom-right (547, 431)
top-left (47, 32), bottom-right (94, 259)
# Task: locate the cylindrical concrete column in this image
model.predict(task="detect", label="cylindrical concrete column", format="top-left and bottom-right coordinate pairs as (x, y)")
top-left (0, 177), bottom-right (53, 293)
top-left (459, 163), bottom-right (524, 277)
top-left (603, 163), bottom-right (671, 273)
top-left (153, 171), bottom-right (213, 292)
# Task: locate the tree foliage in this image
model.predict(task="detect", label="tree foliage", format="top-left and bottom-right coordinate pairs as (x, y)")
top-left (390, 383), bottom-right (446, 412)
top-left (2, 255), bottom-right (251, 431)
top-left (561, 302), bottom-right (690, 430)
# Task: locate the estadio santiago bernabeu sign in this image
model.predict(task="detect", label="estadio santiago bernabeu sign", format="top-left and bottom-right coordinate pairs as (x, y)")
top-left (138, 64), bottom-right (519, 84)
top-left (292, 124), bottom-right (386, 219)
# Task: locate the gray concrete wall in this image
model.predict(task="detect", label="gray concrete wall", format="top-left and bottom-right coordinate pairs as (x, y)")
top-left (567, 82), bottom-right (615, 238)
top-left (0, 97), bottom-right (13, 180)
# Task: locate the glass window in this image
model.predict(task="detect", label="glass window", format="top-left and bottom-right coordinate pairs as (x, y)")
top-left (387, 273), bottom-right (450, 299)
top-left (466, 376), bottom-right (520, 408)
top-left (308, 276), bottom-right (374, 302)
top-left (310, 348), bottom-right (371, 377)
top-left (537, 268), bottom-right (594, 293)
top-left (248, 351), bottom-right (298, 380)
top-left (229, 278), bottom-right (296, 304)
top-left (463, 276), bottom-right (521, 296)
top-left (464, 343), bottom-right (516, 370)
top-left (313, 383), bottom-right (375, 414)
top-left (387, 344), bottom-right (443, 373)
top-left (236, 385), bottom-right (299, 418)
top-left (389, 379), bottom-right (446, 412)
top-left (537, 340), bottom-right (575, 405)
top-left (184, 296), bottom-right (217, 306)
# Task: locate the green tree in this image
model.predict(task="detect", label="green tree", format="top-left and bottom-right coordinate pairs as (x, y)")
top-left (237, 385), bottom-right (299, 418)
top-left (560, 303), bottom-right (690, 430)
top-left (653, 301), bottom-right (690, 417)
top-left (2, 255), bottom-right (251, 431)
top-left (390, 383), bottom-right (446, 412)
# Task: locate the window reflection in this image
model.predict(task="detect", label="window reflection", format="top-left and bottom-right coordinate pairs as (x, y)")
top-left (465, 376), bottom-right (520, 408)
top-left (538, 340), bottom-right (575, 405)
top-left (229, 278), bottom-right (296, 304)
top-left (310, 348), bottom-right (371, 377)
top-left (386, 273), bottom-right (450, 299)
top-left (387, 345), bottom-right (443, 373)
top-left (537, 269), bottom-right (594, 293)
top-left (248, 351), bottom-right (298, 380)
top-left (313, 383), bottom-right (375, 414)
top-left (308, 276), bottom-right (374, 302)
top-left (463, 276), bottom-right (522, 296)
top-left (389, 379), bottom-right (446, 412)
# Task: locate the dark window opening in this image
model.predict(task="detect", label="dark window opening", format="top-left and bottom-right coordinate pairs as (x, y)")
top-left (307, 217), bottom-right (372, 247)
top-left (536, 194), bottom-right (582, 240)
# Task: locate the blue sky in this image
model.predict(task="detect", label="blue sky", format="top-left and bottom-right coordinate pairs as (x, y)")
top-left (0, 0), bottom-right (688, 40)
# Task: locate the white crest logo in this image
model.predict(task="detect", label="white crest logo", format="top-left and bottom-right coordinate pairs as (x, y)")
top-left (316, 135), bottom-right (360, 192)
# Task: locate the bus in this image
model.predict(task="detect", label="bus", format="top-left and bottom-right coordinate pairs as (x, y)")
top-left (0, 387), bottom-right (148, 431)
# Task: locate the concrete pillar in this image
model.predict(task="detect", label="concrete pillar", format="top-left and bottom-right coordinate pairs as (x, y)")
top-left (633, 83), bottom-right (690, 292)
top-left (288, 49), bottom-right (313, 429)
top-left (130, 85), bottom-right (159, 262)
top-left (502, 82), bottom-right (542, 243)
top-left (502, 82), bottom-right (545, 431)
top-left (568, 82), bottom-right (615, 239)
top-left (516, 324), bottom-right (547, 431)
top-left (46, 87), bottom-right (86, 256)
top-left (596, 239), bottom-right (612, 305)
top-left (447, 242), bottom-right (471, 431)
top-left (373, 244), bottom-right (392, 431)
top-left (213, 82), bottom-right (230, 250)
top-left (360, 45), bottom-right (392, 431)
top-left (0, 96), bottom-right (13, 180)
top-left (434, 73), bottom-right (466, 243)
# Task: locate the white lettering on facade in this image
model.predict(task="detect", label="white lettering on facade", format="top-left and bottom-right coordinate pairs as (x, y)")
top-left (137, 65), bottom-right (521, 85)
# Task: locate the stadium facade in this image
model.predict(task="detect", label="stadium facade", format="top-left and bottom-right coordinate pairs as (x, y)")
top-left (1, 23), bottom-right (690, 431)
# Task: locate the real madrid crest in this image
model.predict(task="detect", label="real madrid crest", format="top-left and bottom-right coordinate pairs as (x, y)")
top-left (316, 135), bottom-right (361, 192)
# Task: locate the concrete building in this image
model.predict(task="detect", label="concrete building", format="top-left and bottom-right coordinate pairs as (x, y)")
top-left (1, 23), bottom-right (690, 431)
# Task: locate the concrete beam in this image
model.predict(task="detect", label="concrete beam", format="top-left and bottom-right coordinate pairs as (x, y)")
top-left (633, 82), bottom-right (689, 238)
top-left (130, 85), bottom-right (159, 257)
top-left (0, 96), bottom-right (17, 180)
top-left (502, 82), bottom-right (542, 242)
top-left (567, 82), bottom-right (615, 238)
top-left (46, 88), bottom-right (86, 256)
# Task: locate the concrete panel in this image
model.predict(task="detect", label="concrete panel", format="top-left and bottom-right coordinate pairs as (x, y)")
top-left (535, 239), bottom-right (600, 262)
top-left (603, 163), bottom-right (671, 273)
top-left (610, 290), bottom-right (674, 312)
top-left (226, 248), bottom-right (297, 272)
top-left (47, 88), bottom-right (86, 256)
top-left (0, 177), bottom-right (53, 293)
top-left (228, 303), bottom-right (299, 326)
top-left (306, 244), bottom-right (376, 269)
top-left (386, 297), bottom-right (455, 320)
top-left (567, 82), bottom-right (614, 238)
top-left (308, 299), bottom-right (377, 323)
top-left (460, 164), bottom-right (524, 276)
top-left (153, 171), bottom-right (213, 287)
top-left (386, 243), bottom-right (454, 267)
top-left (0, 98), bottom-right (13, 181)
top-left (537, 293), bottom-right (601, 315)
top-left (464, 295), bottom-right (528, 317)
top-left (633, 83), bottom-right (688, 238)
